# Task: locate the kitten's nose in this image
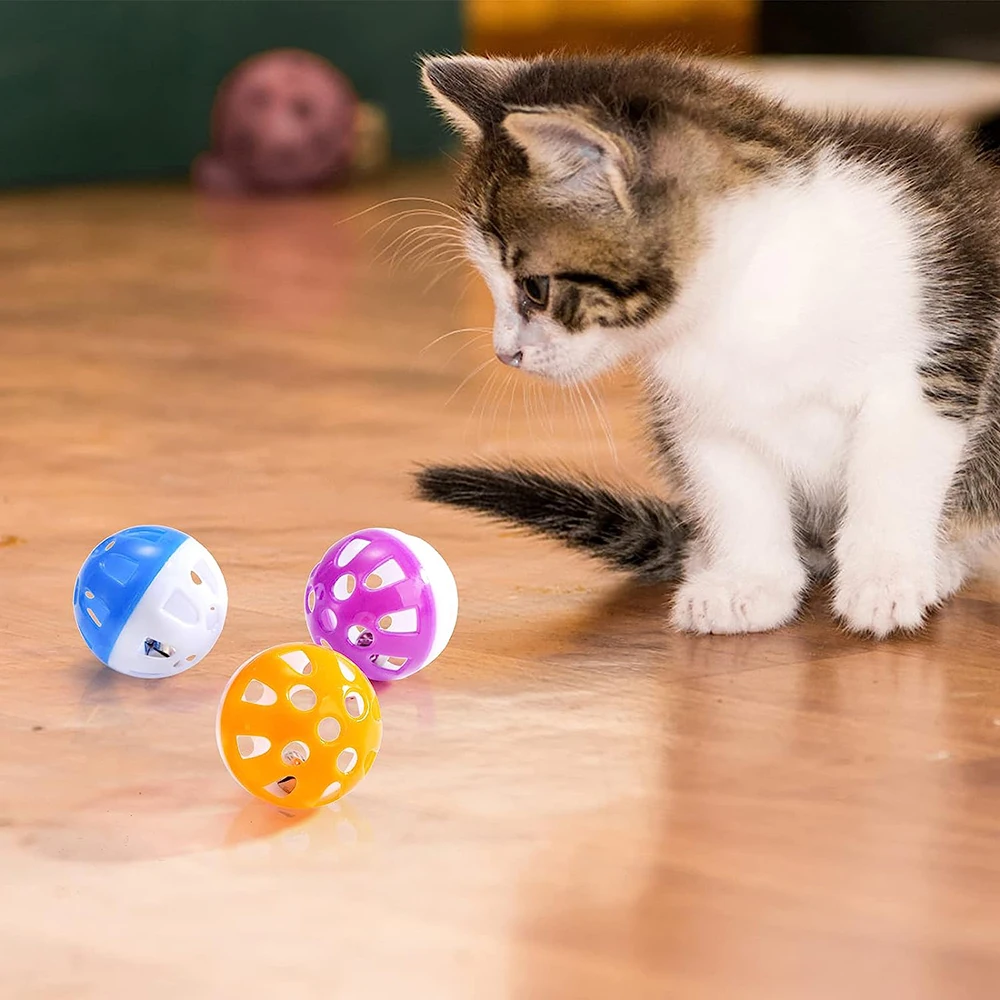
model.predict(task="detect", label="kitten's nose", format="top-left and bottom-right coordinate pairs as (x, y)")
top-left (496, 350), bottom-right (523, 368)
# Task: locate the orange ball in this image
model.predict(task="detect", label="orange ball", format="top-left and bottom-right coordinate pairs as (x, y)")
top-left (216, 642), bottom-right (382, 808)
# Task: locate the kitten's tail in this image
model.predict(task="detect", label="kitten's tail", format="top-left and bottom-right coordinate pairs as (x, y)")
top-left (414, 464), bottom-right (690, 582)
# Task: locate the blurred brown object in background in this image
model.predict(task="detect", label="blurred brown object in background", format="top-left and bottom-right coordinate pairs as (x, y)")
top-left (192, 48), bottom-right (390, 198)
top-left (467, 0), bottom-right (756, 57)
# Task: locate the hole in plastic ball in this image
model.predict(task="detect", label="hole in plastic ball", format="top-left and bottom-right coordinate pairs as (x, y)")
top-left (280, 649), bottom-right (313, 675)
top-left (105, 539), bottom-right (115, 551)
top-left (377, 608), bottom-right (418, 633)
top-left (264, 776), bottom-right (297, 798)
top-left (144, 638), bottom-right (174, 658)
top-left (190, 570), bottom-right (203, 585)
top-left (242, 680), bottom-right (278, 706)
top-left (236, 735), bottom-right (271, 759)
top-left (321, 781), bottom-right (342, 802)
top-left (86, 608), bottom-right (102, 627)
top-left (348, 625), bottom-right (374, 647)
top-left (336, 538), bottom-right (370, 567)
top-left (281, 741), bottom-right (310, 766)
top-left (185, 654), bottom-right (197, 663)
top-left (288, 685), bottom-right (317, 711)
top-left (363, 750), bottom-right (377, 774)
top-left (306, 588), bottom-right (316, 613)
top-left (317, 717), bottom-right (341, 743)
top-left (344, 692), bottom-right (365, 719)
top-left (370, 654), bottom-right (408, 672)
top-left (321, 607), bottom-right (337, 631)
top-left (365, 560), bottom-right (405, 590)
top-left (333, 574), bottom-right (356, 600)
top-left (337, 748), bottom-right (358, 774)
top-left (84, 590), bottom-right (95, 600)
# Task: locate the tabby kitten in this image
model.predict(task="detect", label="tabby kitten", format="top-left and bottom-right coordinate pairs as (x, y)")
top-left (415, 51), bottom-right (1000, 637)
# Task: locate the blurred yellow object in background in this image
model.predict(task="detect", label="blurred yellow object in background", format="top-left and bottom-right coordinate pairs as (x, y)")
top-left (467, 0), bottom-right (756, 56)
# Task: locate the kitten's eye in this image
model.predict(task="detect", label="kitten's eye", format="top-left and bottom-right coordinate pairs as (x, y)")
top-left (519, 275), bottom-right (550, 309)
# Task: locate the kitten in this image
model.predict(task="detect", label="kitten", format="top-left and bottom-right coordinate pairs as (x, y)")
top-left (414, 51), bottom-right (1000, 637)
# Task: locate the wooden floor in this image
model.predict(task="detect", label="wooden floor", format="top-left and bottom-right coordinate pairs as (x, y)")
top-left (2, 167), bottom-right (1000, 1000)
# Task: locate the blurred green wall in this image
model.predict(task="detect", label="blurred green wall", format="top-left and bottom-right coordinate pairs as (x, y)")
top-left (0, 0), bottom-right (462, 188)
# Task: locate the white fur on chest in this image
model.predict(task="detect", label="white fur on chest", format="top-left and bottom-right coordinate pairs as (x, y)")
top-left (651, 154), bottom-right (927, 492)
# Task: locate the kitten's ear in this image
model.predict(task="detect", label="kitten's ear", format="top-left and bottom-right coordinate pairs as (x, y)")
top-left (421, 54), bottom-right (517, 140)
top-left (503, 109), bottom-right (633, 212)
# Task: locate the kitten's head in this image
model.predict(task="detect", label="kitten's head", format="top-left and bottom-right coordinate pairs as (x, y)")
top-left (421, 53), bottom-right (763, 383)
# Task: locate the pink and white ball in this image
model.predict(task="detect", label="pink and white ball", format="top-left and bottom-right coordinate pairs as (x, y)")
top-left (304, 529), bottom-right (458, 682)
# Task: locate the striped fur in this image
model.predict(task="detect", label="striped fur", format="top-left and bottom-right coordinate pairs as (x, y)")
top-left (415, 465), bottom-right (689, 581)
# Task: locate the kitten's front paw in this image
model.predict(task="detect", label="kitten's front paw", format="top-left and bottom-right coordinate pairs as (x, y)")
top-left (833, 567), bottom-right (936, 637)
top-left (671, 570), bottom-right (803, 635)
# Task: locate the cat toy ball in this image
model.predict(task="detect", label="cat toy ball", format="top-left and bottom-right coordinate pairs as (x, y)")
top-left (304, 528), bottom-right (458, 681)
top-left (73, 525), bottom-right (228, 679)
top-left (216, 643), bottom-right (382, 808)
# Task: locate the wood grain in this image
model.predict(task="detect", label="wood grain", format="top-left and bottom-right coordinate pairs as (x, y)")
top-left (1, 163), bottom-right (999, 999)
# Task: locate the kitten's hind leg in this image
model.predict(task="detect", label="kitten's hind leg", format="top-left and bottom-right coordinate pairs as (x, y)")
top-left (833, 377), bottom-right (969, 636)
top-left (801, 543), bottom-right (835, 582)
top-left (936, 528), bottom-right (999, 600)
top-left (936, 542), bottom-right (972, 601)
top-left (793, 497), bottom-right (838, 583)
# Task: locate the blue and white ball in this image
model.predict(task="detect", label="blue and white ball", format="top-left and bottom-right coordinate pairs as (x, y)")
top-left (73, 525), bottom-right (228, 678)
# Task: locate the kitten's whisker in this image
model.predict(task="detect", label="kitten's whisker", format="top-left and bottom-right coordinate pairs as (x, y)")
top-left (454, 270), bottom-right (481, 305)
top-left (564, 382), bottom-right (583, 439)
top-left (418, 258), bottom-right (470, 283)
top-left (395, 235), bottom-right (466, 273)
top-left (467, 368), bottom-right (499, 446)
top-left (420, 326), bottom-right (491, 355)
top-left (425, 261), bottom-right (473, 294)
top-left (574, 384), bottom-right (600, 471)
top-left (408, 243), bottom-right (468, 273)
top-left (421, 246), bottom-right (469, 267)
top-left (444, 333), bottom-right (491, 365)
top-left (583, 381), bottom-right (619, 466)
top-left (534, 379), bottom-right (554, 435)
top-left (476, 366), bottom-right (506, 447)
top-left (420, 255), bottom-right (470, 277)
top-left (490, 368), bottom-right (513, 442)
top-left (367, 213), bottom-right (460, 245)
top-left (363, 209), bottom-right (461, 241)
top-left (335, 196), bottom-right (461, 229)
top-left (506, 372), bottom-right (518, 454)
top-left (472, 369), bottom-right (496, 446)
top-left (380, 228), bottom-right (464, 270)
top-left (522, 379), bottom-right (535, 443)
top-left (365, 216), bottom-right (461, 254)
top-left (531, 380), bottom-right (544, 438)
top-left (445, 357), bottom-right (494, 407)
top-left (373, 224), bottom-right (464, 262)
top-left (372, 226), bottom-right (444, 265)
top-left (479, 365), bottom-right (503, 443)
